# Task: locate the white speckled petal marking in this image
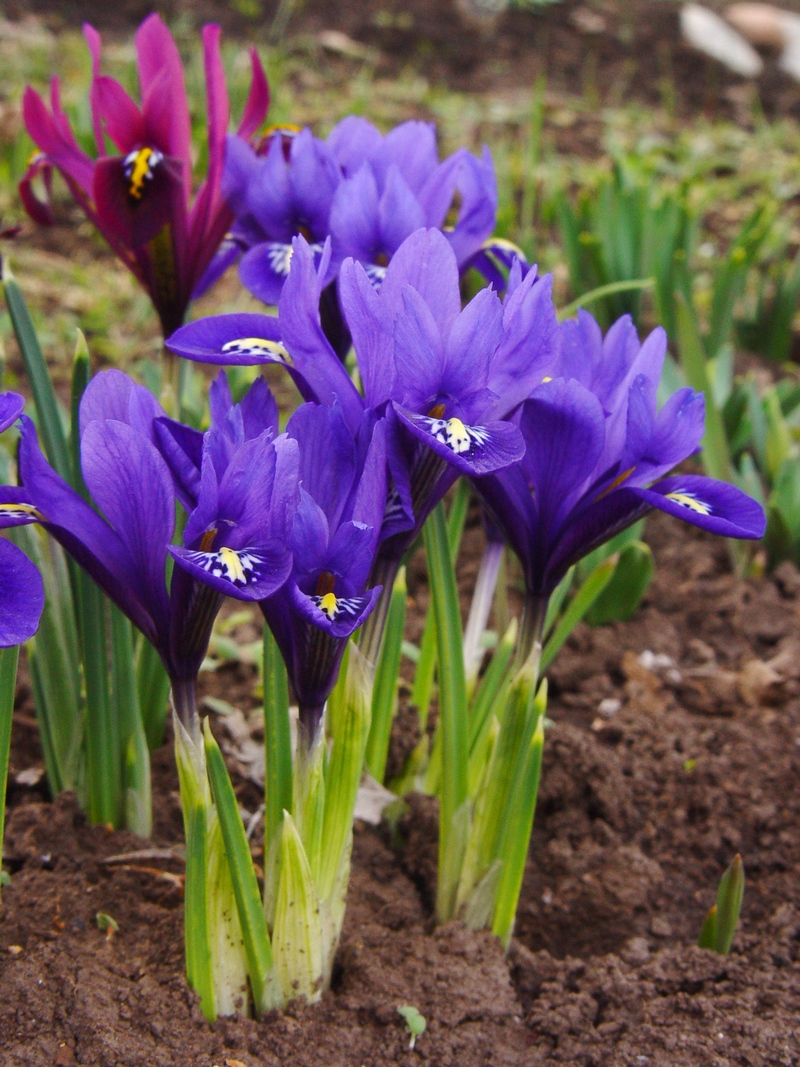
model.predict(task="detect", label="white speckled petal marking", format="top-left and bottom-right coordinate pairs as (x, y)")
top-left (311, 591), bottom-right (365, 622)
top-left (417, 415), bottom-right (491, 457)
top-left (265, 240), bottom-right (324, 278)
top-left (183, 546), bottom-right (265, 588)
top-left (664, 490), bottom-right (711, 516)
top-left (220, 337), bottom-right (291, 363)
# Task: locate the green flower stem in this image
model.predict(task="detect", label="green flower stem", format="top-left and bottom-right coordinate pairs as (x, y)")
top-left (0, 646), bottom-right (19, 896)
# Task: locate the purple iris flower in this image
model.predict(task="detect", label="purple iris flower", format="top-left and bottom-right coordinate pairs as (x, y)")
top-left (473, 311), bottom-right (766, 656)
top-left (153, 372), bottom-right (387, 736)
top-left (261, 402), bottom-right (387, 739)
top-left (19, 14), bottom-right (269, 337)
top-left (0, 372), bottom-right (298, 726)
top-left (201, 128), bottom-right (341, 307)
top-left (0, 392), bottom-right (44, 647)
top-left (167, 228), bottom-right (558, 656)
top-left (326, 117), bottom-right (498, 288)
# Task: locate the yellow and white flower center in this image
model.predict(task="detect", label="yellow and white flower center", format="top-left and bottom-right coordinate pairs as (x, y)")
top-left (421, 415), bottom-right (490, 456)
top-left (123, 147), bottom-right (164, 201)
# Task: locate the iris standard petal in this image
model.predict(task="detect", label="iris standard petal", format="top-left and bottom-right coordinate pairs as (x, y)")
top-left (79, 368), bottom-right (165, 441)
top-left (0, 538), bottom-right (44, 647)
top-left (286, 402), bottom-right (356, 532)
top-left (520, 379), bottom-right (606, 521)
top-left (378, 228), bottom-right (461, 335)
top-left (337, 256), bottom-right (396, 405)
top-left (326, 115), bottom-right (382, 177)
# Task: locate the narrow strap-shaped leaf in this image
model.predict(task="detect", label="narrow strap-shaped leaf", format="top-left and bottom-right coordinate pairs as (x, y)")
top-left (204, 720), bottom-right (274, 1011)
top-left (558, 278), bottom-right (654, 322)
top-left (112, 607), bottom-right (151, 836)
top-left (540, 556), bottom-right (616, 672)
top-left (0, 646), bottom-right (19, 895)
top-left (468, 617), bottom-right (517, 758)
top-left (492, 691), bottom-right (546, 947)
top-left (410, 486), bottom-right (469, 726)
top-left (697, 906), bottom-right (718, 951)
top-left (425, 503), bottom-right (469, 923)
top-left (365, 567), bottom-right (406, 783)
top-left (136, 636), bottom-right (171, 752)
top-left (675, 291), bottom-right (734, 484)
top-left (584, 541), bottom-right (654, 626)
top-left (263, 625), bottom-right (292, 861)
top-left (2, 263), bottom-right (71, 483)
top-left (319, 642), bottom-right (372, 903)
top-left (272, 812), bottom-right (324, 1004)
top-left (713, 853), bottom-right (745, 955)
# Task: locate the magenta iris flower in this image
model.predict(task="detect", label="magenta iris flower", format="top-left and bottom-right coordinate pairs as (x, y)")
top-left (0, 372), bottom-right (297, 725)
top-left (0, 392), bottom-right (44, 647)
top-left (473, 311), bottom-right (766, 649)
top-left (19, 14), bottom-right (269, 337)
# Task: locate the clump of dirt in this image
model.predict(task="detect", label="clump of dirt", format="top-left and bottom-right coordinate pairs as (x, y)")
top-left (2, 514), bottom-right (800, 1064)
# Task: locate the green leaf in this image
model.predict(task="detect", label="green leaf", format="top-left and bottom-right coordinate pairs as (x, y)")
top-left (136, 636), bottom-right (170, 752)
top-left (204, 720), bottom-right (275, 1014)
top-left (675, 292), bottom-right (734, 485)
top-left (410, 482), bottom-right (470, 727)
top-left (541, 557), bottom-right (616, 672)
top-left (2, 263), bottom-right (71, 483)
top-left (397, 1004), bottom-right (427, 1049)
top-left (262, 624), bottom-right (292, 924)
top-left (492, 689), bottom-right (546, 947)
top-left (697, 905), bottom-right (718, 951)
top-left (559, 278), bottom-right (654, 322)
top-left (318, 642), bottom-right (372, 904)
top-left (425, 504), bottom-right (469, 923)
top-left (272, 813), bottom-right (324, 1004)
top-left (365, 567), bottom-right (407, 783)
top-left (714, 853), bottom-right (745, 955)
top-left (584, 541), bottom-right (654, 625)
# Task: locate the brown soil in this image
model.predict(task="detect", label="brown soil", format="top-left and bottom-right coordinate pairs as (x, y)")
top-left (2, 513), bottom-right (800, 1065)
top-left (6, 0), bottom-right (800, 120)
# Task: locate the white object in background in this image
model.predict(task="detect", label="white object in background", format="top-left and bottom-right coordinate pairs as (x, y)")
top-left (680, 3), bottom-right (764, 77)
